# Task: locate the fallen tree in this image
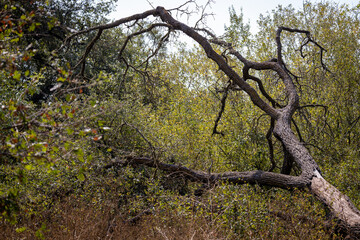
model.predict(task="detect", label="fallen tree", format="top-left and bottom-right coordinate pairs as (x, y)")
top-left (64, 3), bottom-right (360, 238)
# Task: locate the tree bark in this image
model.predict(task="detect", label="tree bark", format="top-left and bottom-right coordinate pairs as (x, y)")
top-left (311, 176), bottom-right (360, 237)
top-left (280, 142), bottom-right (294, 175)
top-left (105, 156), bottom-right (308, 189)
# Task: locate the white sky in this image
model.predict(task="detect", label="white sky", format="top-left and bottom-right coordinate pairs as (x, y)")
top-left (110, 0), bottom-right (359, 35)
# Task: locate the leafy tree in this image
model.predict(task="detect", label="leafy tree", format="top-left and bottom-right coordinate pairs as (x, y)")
top-left (2, 0), bottom-right (360, 239)
top-left (0, 0), bottom-right (118, 224)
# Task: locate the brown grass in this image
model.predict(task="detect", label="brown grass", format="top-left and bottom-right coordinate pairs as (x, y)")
top-left (1, 199), bottom-right (223, 240)
top-left (0, 187), bottom-right (340, 240)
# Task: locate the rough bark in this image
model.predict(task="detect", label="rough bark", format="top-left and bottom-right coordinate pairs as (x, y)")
top-left (280, 143), bottom-right (294, 175)
top-left (67, 5), bottom-right (360, 238)
top-left (311, 175), bottom-right (360, 237)
top-left (105, 156), bottom-right (308, 189)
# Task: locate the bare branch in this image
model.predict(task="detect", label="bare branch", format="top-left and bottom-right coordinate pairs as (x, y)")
top-left (212, 82), bottom-right (230, 136)
top-left (242, 65), bottom-right (282, 108)
top-left (63, 9), bottom-right (159, 46)
top-left (168, 0), bottom-right (194, 12)
top-left (139, 28), bottom-right (172, 69)
top-left (266, 119), bottom-right (276, 172)
top-left (300, 38), bottom-right (310, 58)
top-left (73, 28), bottom-right (103, 76)
top-left (291, 118), bottom-right (304, 143)
top-left (297, 104), bottom-right (329, 141)
top-left (62, 7), bottom-right (360, 236)
top-left (118, 23), bottom-right (172, 61)
top-left (209, 39), bottom-right (276, 70)
top-left (209, 37), bottom-right (300, 113)
top-left (122, 121), bottom-right (156, 159)
top-left (193, 27), bottom-right (216, 39)
top-left (194, 0), bottom-right (214, 29)
top-left (155, 7), bottom-right (279, 119)
top-left (277, 26), bottom-right (331, 73)
top-left (298, 104), bottom-right (328, 114)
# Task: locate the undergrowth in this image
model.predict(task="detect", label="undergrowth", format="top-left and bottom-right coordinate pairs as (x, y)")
top-left (1, 168), bottom-right (339, 239)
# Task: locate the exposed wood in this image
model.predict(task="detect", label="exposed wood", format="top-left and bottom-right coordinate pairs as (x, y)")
top-left (311, 173), bottom-right (360, 237)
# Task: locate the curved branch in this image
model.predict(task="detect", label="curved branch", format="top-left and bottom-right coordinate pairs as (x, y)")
top-left (277, 26), bottom-right (331, 73)
top-left (209, 37), bottom-right (298, 114)
top-left (168, 0), bottom-right (194, 12)
top-left (62, 7), bottom-right (360, 237)
top-left (118, 23), bottom-right (172, 60)
top-left (209, 38), bottom-right (277, 70)
top-left (139, 28), bottom-right (172, 69)
top-left (73, 28), bottom-right (103, 76)
top-left (63, 9), bottom-right (159, 45)
top-left (156, 7), bottom-right (279, 119)
top-left (297, 104), bottom-right (329, 143)
top-left (298, 104), bottom-right (328, 112)
top-left (242, 65), bottom-right (282, 108)
top-left (291, 118), bottom-right (304, 143)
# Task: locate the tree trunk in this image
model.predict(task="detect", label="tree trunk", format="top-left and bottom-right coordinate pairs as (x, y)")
top-left (274, 114), bottom-right (360, 238)
top-left (280, 143), bottom-right (294, 175)
top-left (311, 176), bottom-right (360, 237)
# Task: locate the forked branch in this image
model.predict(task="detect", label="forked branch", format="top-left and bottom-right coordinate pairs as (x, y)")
top-left (276, 26), bottom-right (330, 73)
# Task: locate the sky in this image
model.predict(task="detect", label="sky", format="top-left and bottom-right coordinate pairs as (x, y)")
top-left (110, 0), bottom-right (359, 36)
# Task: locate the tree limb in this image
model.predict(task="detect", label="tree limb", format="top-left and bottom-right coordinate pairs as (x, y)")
top-left (105, 156), bottom-right (309, 189)
top-left (212, 82), bottom-right (230, 136)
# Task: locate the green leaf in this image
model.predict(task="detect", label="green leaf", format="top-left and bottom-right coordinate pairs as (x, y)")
top-left (66, 127), bottom-right (74, 135)
top-left (47, 22), bottom-right (54, 30)
top-left (28, 23), bottom-right (36, 32)
top-left (73, 148), bottom-right (84, 157)
top-left (77, 173), bottom-right (85, 181)
top-left (16, 227), bottom-right (27, 233)
top-left (10, 38), bottom-right (19, 43)
top-left (64, 142), bottom-right (71, 151)
top-left (97, 120), bottom-right (105, 127)
top-left (57, 76), bottom-right (65, 82)
top-left (35, 223), bottom-right (46, 240)
top-left (25, 165), bottom-right (34, 170)
top-left (13, 71), bottom-right (21, 80)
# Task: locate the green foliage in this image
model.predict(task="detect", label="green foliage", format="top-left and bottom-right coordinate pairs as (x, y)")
top-left (1, 0), bottom-right (359, 238)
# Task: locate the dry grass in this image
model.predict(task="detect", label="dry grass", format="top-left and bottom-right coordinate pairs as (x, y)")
top-left (1, 199), bottom-right (223, 240)
top-left (1, 186), bottom-right (340, 240)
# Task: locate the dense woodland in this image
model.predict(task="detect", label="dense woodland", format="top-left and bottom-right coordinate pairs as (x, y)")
top-left (1, 0), bottom-right (360, 239)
